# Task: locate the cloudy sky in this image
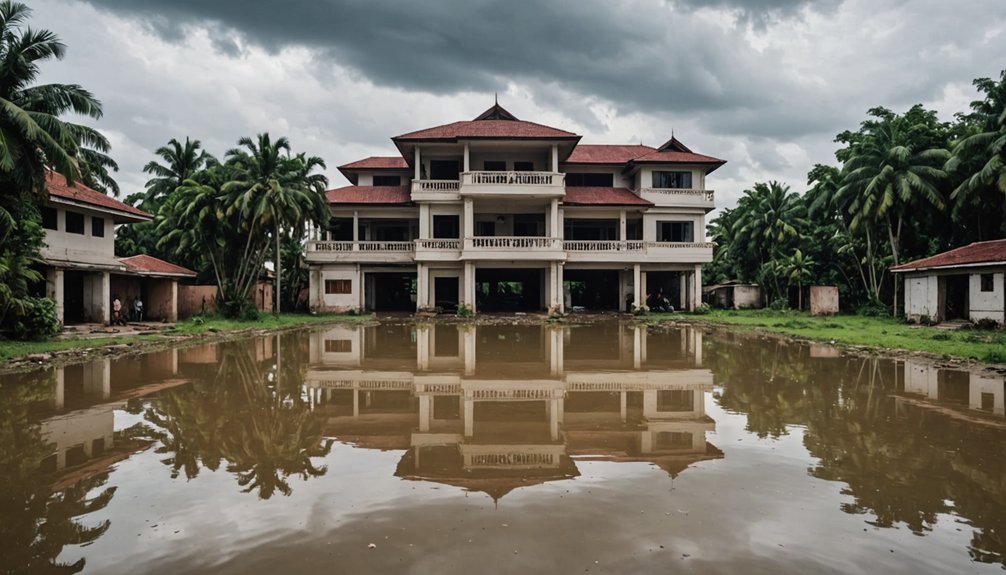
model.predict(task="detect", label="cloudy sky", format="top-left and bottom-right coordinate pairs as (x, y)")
top-left (33, 0), bottom-right (1006, 212)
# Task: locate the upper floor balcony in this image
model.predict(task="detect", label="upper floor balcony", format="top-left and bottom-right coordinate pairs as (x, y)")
top-left (563, 240), bottom-right (713, 263)
top-left (411, 179), bottom-right (461, 202)
top-left (462, 236), bottom-right (565, 261)
top-left (306, 240), bottom-right (415, 264)
top-left (638, 188), bottom-right (715, 210)
top-left (461, 171), bottom-right (565, 198)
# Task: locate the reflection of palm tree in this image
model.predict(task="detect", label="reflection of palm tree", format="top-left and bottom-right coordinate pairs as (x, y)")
top-left (0, 372), bottom-right (115, 574)
top-left (140, 340), bottom-right (332, 499)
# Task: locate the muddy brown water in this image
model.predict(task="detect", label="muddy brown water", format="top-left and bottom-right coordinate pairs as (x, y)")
top-left (2, 320), bottom-right (1005, 574)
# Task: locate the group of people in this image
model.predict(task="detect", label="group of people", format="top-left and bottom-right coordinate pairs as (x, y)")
top-left (111, 295), bottom-right (144, 326)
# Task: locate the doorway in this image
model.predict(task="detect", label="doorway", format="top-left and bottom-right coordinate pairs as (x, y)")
top-left (944, 275), bottom-right (969, 320)
top-left (433, 276), bottom-right (460, 311)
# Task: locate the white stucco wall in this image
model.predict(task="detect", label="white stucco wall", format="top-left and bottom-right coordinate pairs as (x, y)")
top-left (642, 211), bottom-right (704, 242)
top-left (317, 267), bottom-right (360, 312)
top-left (40, 204), bottom-right (117, 265)
top-left (969, 270), bottom-right (1004, 324)
top-left (904, 274), bottom-right (939, 321)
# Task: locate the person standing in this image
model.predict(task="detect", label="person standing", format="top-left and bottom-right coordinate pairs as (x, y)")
top-left (134, 296), bottom-right (144, 322)
top-left (112, 296), bottom-right (123, 325)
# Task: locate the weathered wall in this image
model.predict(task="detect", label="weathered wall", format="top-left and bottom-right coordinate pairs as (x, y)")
top-left (177, 285), bottom-right (217, 318)
top-left (312, 267), bottom-right (360, 312)
top-left (147, 279), bottom-right (177, 322)
top-left (809, 286), bottom-right (839, 316)
top-left (968, 269), bottom-right (1004, 325)
top-left (734, 285), bottom-right (762, 309)
top-left (904, 273), bottom-right (939, 322)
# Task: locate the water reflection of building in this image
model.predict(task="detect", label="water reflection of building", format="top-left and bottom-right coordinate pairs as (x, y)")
top-left (305, 323), bottom-right (720, 497)
top-left (27, 348), bottom-right (201, 477)
top-left (900, 359), bottom-right (1006, 417)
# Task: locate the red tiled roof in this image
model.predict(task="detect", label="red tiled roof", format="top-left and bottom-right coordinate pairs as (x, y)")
top-left (891, 239), bottom-right (1006, 272)
top-left (395, 119), bottom-right (578, 141)
top-left (630, 149), bottom-right (726, 165)
top-left (46, 171), bottom-right (150, 220)
top-left (564, 144), bottom-right (657, 164)
top-left (338, 156), bottom-right (409, 170)
top-left (118, 254), bottom-right (197, 277)
top-left (563, 187), bottom-right (652, 206)
top-left (325, 185), bottom-right (412, 205)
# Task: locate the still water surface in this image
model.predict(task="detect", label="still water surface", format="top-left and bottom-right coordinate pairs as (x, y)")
top-left (2, 321), bottom-right (1005, 574)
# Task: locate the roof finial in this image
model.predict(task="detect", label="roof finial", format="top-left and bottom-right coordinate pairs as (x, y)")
top-left (495, 92), bottom-right (498, 106)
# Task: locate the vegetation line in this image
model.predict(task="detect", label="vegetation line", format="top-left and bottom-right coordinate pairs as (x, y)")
top-left (644, 310), bottom-right (1006, 365)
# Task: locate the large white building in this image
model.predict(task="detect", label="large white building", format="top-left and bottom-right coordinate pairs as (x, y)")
top-left (306, 104), bottom-right (724, 314)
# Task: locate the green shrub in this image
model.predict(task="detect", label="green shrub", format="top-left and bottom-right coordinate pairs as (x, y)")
top-left (769, 298), bottom-right (789, 311)
top-left (12, 297), bottom-right (60, 340)
top-left (982, 349), bottom-right (1006, 364)
top-left (856, 299), bottom-right (890, 317)
top-left (930, 332), bottom-right (951, 341)
top-left (692, 303), bottom-right (711, 315)
top-left (456, 303), bottom-right (474, 318)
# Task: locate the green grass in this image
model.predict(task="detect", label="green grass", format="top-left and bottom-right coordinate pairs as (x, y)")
top-left (645, 309), bottom-right (1006, 364)
top-left (0, 312), bottom-right (373, 366)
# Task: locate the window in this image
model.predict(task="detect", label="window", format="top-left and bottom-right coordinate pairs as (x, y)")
top-left (565, 172), bottom-right (614, 187)
top-left (980, 273), bottom-right (994, 292)
top-left (373, 174), bottom-right (401, 186)
top-left (65, 211), bottom-right (85, 235)
top-left (324, 339), bottom-right (352, 352)
top-left (325, 279), bottom-right (352, 294)
top-left (483, 160), bottom-right (506, 171)
top-left (657, 390), bottom-right (695, 412)
top-left (657, 221), bottom-right (694, 242)
top-left (652, 171), bottom-right (692, 189)
top-left (513, 161), bottom-right (534, 172)
top-left (42, 207), bottom-right (58, 230)
top-left (513, 214), bottom-right (545, 237)
top-left (433, 215), bottom-right (460, 239)
top-left (91, 216), bottom-right (105, 237)
top-left (429, 160), bottom-right (460, 180)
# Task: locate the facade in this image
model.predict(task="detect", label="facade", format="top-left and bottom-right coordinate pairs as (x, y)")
top-left (892, 239), bottom-right (1006, 325)
top-left (306, 104), bottom-right (724, 314)
top-left (39, 172), bottom-right (195, 325)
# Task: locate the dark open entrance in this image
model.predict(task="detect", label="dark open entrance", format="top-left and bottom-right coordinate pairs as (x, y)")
top-left (475, 268), bottom-right (543, 312)
top-left (564, 269), bottom-right (619, 310)
top-left (944, 275), bottom-right (969, 320)
top-left (645, 271), bottom-right (682, 311)
top-left (64, 270), bottom-right (86, 324)
top-left (366, 272), bottom-right (416, 311)
top-left (434, 276), bottom-right (460, 310)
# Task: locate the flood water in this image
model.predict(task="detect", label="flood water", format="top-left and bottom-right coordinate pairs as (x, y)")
top-left (2, 320), bottom-right (1006, 574)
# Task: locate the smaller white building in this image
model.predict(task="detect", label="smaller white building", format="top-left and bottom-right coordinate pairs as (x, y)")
top-left (892, 239), bottom-right (1006, 325)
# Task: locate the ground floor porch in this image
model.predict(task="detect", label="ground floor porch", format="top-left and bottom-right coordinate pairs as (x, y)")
top-left (308, 262), bottom-right (704, 314)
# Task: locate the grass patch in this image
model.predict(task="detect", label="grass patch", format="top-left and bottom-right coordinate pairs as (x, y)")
top-left (645, 309), bottom-right (1006, 364)
top-left (0, 312), bottom-right (373, 366)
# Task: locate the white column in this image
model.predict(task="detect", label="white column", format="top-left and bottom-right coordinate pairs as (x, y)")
top-left (99, 272), bottom-right (110, 325)
top-left (551, 144), bottom-right (559, 172)
top-left (464, 261), bottom-right (476, 312)
top-left (414, 146), bottom-right (421, 180)
top-left (419, 204), bottom-right (430, 239)
top-left (464, 398), bottom-right (474, 437)
top-left (633, 264), bottom-right (642, 310)
top-left (419, 396), bottom-right (432, 432)
top-left (550, 198), bottom-right (559, 239)
top-left (633, 326), bottom-right (642, 369)
top-left (352, 210), bottom-right (359, 243)
top-left (620, 391), bottom-right (627, 422)
top-left (679, 273), bottom-right (687, 310)
top-left (168, 280), bottom-right (178, 322)
top-left (693, 265), bottom-right (703, 311)
top-left (463, 327), bottom-right (476, 375)
top-left (47, 268), bottom-right (64, 324)
top-left (619, 211), bottom-right (627, 241)
top-left (417, 325), bottom-right (430, 370)
top-left (463, 198), bottom-right (474, 238)
top-left (556, 263), bottom-right (564, 312)
top-left (463, 143), bottom-right (470, 173)
top-left (352, 389), bottom-right (360, 417)
top-left (53, 366), bottom-right (64, 409)
top-left (417, 263), bottom-right (428, 310)
top-left (549, 398), bottom-right (559, 441)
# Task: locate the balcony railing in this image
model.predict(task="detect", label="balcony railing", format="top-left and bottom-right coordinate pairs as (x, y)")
top-left (466, 236), bottom-right (563, 250)
top-left (414, 179), bottom-right (460, 191)
top-left (309, 241), bottom-right (415, 252)
top-left (640, 188), bottom-right (714, 201)
top-left (468, 171), bottom-right (561, 186)
top-left (415, 238), bottom-right (462, 250)
top-left (564, 240), bottom-right (713, 252)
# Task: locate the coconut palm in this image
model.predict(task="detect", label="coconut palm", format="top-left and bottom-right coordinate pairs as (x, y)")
top-left (142, 137), bottom-right (214, 203)
top-left (779, 249), bottom-right (815, 310)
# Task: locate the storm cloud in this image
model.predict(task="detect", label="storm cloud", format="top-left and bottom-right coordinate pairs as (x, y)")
top-left (30, 0), bottom-right (1006, 210)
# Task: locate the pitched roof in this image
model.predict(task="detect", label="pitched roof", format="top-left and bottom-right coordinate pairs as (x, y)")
top-left (563, 187), bottom-right (652, 206)
top-left (338, 156), bottom-right (409, 170)
top-left (564, 144), bottom-right (657, 164)
top-left (325, 185), bottom-right (412, 205)
top-left (629, 148), bottom-right (726, 166)
top-left (394, 119), bottom-right (578, 141)
top-left (46, 171), bottom-right (150, 221)
top-left (891, 239), bottom-right (1006, 272)
top-left (118, 254), bottom-right (197, 278)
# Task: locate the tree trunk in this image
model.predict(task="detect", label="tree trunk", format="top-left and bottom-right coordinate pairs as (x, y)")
top-left (274, 222), bottom-right (281, 315)
top-left (886, 214), bottom-right (900, 316)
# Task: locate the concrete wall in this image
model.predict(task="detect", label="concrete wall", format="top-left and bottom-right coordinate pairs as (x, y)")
top-left (40, 204), bottom-right (116, 266)
top-left (809, 286), bottom-right (839, 315)
top-left (904, 273), bottom-right (939, 322)
top-left (148, 279), bottom-right (178, 322)
top-left (82, 272), bottom-right (109, 323)
top-left (313, 267), bottom-right (360, 312)
top-left (734, 285), bottom-right (762, 309)
top-left (178, 285), bottom-right (217, 318)
top-left (969, 270), bottom-right (1004, 324)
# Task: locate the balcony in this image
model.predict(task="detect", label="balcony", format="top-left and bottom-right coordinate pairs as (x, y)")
top-left (462, 236), bottom-right (565, 261)
top-left (460, 171), bottom-right (565, 198)
top-left (411, 179), bottom-right (460, 202)
top-left (414, 238), bottom-right (462, 261)
top-left (305, 240), bottom-right (415, 263)
top-left (564, 240), bottom-right (713, 263)
top-left (638, 188), bottom-right (715, 210)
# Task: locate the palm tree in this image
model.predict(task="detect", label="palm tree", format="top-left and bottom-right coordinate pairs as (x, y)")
top-left (946, 70), bottom-right (1006, 237)
top-left (731, 181), bottom-right (808, 301)
top-left (780, 249), bottom-right (815, 310)
top-left (0, 0), bottom-right (106, 335)
top-left (142, 137), bottom-right (214, 203)
top-left (224, 134), bottom-right (328, 314)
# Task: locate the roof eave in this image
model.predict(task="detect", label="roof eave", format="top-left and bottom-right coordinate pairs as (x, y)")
top-left (891, 261), bottom-right (1006, 273)
top-left (48, 196), bottom-right (151, 223)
